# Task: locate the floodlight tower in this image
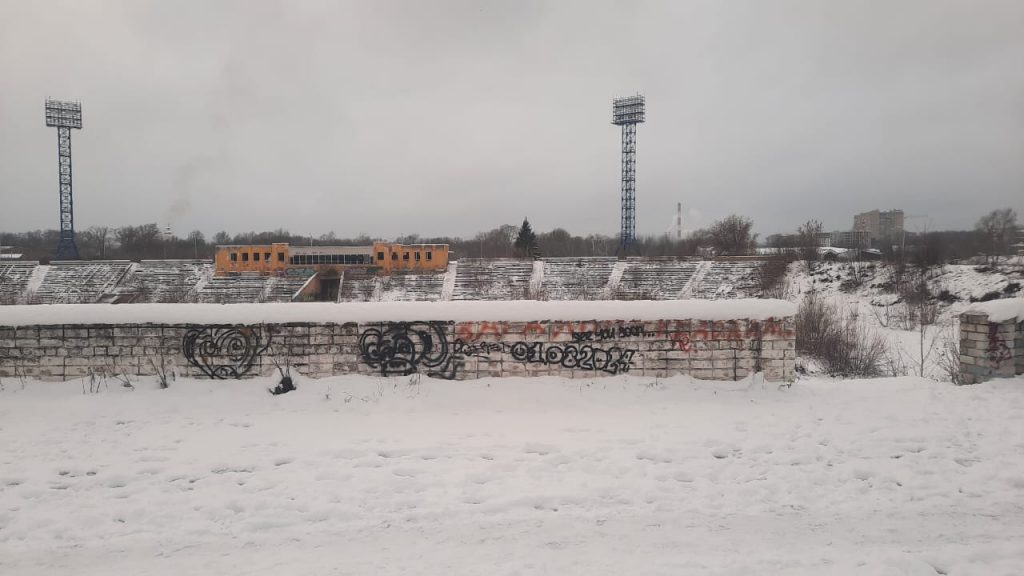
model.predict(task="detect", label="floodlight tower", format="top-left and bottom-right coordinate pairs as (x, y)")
top-left (44, 99), bottom-right (83, 260)
top-left (612, 94), bottom-right (645, 249)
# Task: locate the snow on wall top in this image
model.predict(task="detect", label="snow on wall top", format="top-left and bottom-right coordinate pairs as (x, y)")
top-left (0, 299), bottom-right (797, 327)
top-left (965, 298), bottom-right (1024, 323)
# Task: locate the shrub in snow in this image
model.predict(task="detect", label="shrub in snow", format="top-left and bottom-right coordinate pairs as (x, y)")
top-left (269, 357), bottom-right (296, 395)
top-left (147, 356), bottom-right (173, 389)
top-left (796, 292), bottom-right (887, 377)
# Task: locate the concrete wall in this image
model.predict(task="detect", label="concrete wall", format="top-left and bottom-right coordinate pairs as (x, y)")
top-left (959, 313), bottom-right (1022, 384)
top-left (1017, 319), bottom-right (1024, 377)
top-left (0, 317), bottom-right (795, 382)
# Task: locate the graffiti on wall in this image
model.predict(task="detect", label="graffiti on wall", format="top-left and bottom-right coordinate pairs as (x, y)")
top-left (183, 325), bottom-right (271, 379)
top-left (357, 318), bottom-right (788, 379)
top-left (358, 322), bottom-right (458, 379)
top-left (454, 339), bottom-right (635, 375)
top-left (358, 321), bottom-right (640, 378)
top-left (571, 323), bottom-right (650, 342)
top-left (508, 341), bottom-right (634, 374)
top-left (987, 323), bottom-right (1012, 368)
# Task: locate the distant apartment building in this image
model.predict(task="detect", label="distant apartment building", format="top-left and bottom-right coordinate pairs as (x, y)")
top-left (853, 209), bottom-right (904, 242)
top-left (830, 230), bottom-right (872, 249)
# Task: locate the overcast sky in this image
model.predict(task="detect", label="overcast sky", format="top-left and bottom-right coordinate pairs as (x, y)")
top-left (1, 0), bottom-right (1022, 240)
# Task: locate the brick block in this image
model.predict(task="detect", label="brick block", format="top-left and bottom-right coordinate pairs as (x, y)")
top-left (89, 327), bottom-right (114, 338)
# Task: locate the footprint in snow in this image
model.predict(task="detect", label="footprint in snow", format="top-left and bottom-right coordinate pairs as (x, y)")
top-left (636, 451), bottom-right (673, 464)
top-left (673, 471), bottom-right (695, 483)
top-left (710, 447), bottom-right (734, 459)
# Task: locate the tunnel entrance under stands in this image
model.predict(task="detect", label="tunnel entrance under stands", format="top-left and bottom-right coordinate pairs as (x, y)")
top-left (315, 273), bottom-right (340, 302)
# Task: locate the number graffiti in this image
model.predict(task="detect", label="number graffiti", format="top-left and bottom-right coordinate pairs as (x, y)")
top-left (455, 339), bottom-right (635, 375)
top-left (182, 325), bottom-right (271, 379)
top-left (507, 341), bottom-right (635, 374)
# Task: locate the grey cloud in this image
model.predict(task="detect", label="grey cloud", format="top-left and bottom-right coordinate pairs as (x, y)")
top-left (1, 0), bottom-right (1021, 240)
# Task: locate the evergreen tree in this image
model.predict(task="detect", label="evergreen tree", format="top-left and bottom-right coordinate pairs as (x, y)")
top-left (514, 218), bottom-right (539, 259)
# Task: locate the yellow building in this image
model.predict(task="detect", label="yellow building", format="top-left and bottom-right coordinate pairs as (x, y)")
top-left (372, 242), bottom-right (450, 274)
top-left (214, 243), bottom-right (290, 275)
top-left (214, 242), bottom-right (449, 276)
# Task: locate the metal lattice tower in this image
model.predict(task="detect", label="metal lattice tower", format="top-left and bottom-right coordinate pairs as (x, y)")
top-left (612, 95), bottom-right (645, 249)
top-left (44, 99), bottom-right (83, 260)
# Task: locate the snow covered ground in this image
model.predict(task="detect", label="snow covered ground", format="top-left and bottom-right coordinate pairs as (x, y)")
top-left (2, 373), bottom-right (1023, 575)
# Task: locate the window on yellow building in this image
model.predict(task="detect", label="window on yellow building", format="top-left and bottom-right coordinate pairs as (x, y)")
top-left (230, 253), bottom-right (237, 262)
top-left (415, 252), bottom-right (420, 261)
top-left (392, 253), bottom-right (398, 260)
top-left (253, 253), bottom-right (260, 262)
top-left (426, 251), bottom-right (432, 260)
top-left (277, 253), bottom-right (284, 262)
top-left (265, 253), bottom-right (271, 261)
top-left (403, 252), bottom-right (409, 261)
top-left (242, 253), bottom-right (249, 262)
top-left (377, 251), bottom-right (385, 261)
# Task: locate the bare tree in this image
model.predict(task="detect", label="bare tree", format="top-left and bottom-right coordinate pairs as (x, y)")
top-left (797, 220), bottom-right (823, 264)
top-left (80, 226), bottom-right (110, 259)
top-left (707, 215), bottom-right (756, 255)
top-left (975, 208), bottom-right (1018, 264)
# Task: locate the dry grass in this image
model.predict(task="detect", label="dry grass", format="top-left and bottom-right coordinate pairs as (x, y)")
top-left (796, 292), bottom-right (888, 377)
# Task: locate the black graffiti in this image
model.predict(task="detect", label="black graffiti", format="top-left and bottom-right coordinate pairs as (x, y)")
top-left (453, 340), bottom-right (505, 359)
top-left (507, 341), bottom-right (635, 374)
top-left (357, 322), bottom-right (638, 379)
top-left (358, 322), bottom-right (457, 379)
top-left (183, 326), bottom-right (271, 379)
top-left (987, 324), bottom-right (1012, 367)
top-left (572, 324), bottom-right (651, 342)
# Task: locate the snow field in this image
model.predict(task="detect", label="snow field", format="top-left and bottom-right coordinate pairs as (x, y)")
top-left (1, 374), bottom-right (1023, 575)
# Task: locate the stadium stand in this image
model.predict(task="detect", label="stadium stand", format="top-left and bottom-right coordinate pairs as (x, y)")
top-left (452, 259), bottom-right (534, 300)
top-left (30, 261), bottom-right (133, 304)
top-left (540, 257), bottom-right (617, 300)
top-left (695, 261), bottom-right (764, 299)
top-left (0, 262), bottom-right (37, 304)
top-left (0, 256), bottom-right (779, 305)
top-left (197, 273), bottom-right (269, 303)
top-left (117, 260), bottom-right (212, 303)
top-left (337, 268), bottom-right (379, 302)
top-left (263, 271), bottom-right (316, 303)
top-left (377, 272), bottom-right (446, 302)
top-left (614, 258), bottom-right (699, 300)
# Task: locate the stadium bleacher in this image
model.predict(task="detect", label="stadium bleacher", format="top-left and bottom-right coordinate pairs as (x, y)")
top-left (377, 272), bottom-right (446, 302)
top-left (614, 258), bottom-right (700, 300)
top-left (540, 257), bottom-right (616, 300)
top-left (452, 259), bottom-right (534, 300)
top-left (118, 260), bottom-right (212, 303)
top-left (197, 273), bottom-right (269, 303)
top-left (30, 261), bottom-right (133, 304)
top-left (337, 268), bottom-right (378, 302)
top-left (0, 262), bottom-right (37, 304)
top-left (263, 271), bottom-right (316, 303)
top-left (0, 256), bottom-right (777, 305)
top-left (695, 261), bottom-right (764, 299)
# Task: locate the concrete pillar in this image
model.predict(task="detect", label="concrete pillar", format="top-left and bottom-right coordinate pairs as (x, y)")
top-left (959, 313), bottom-right (1018, 384)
